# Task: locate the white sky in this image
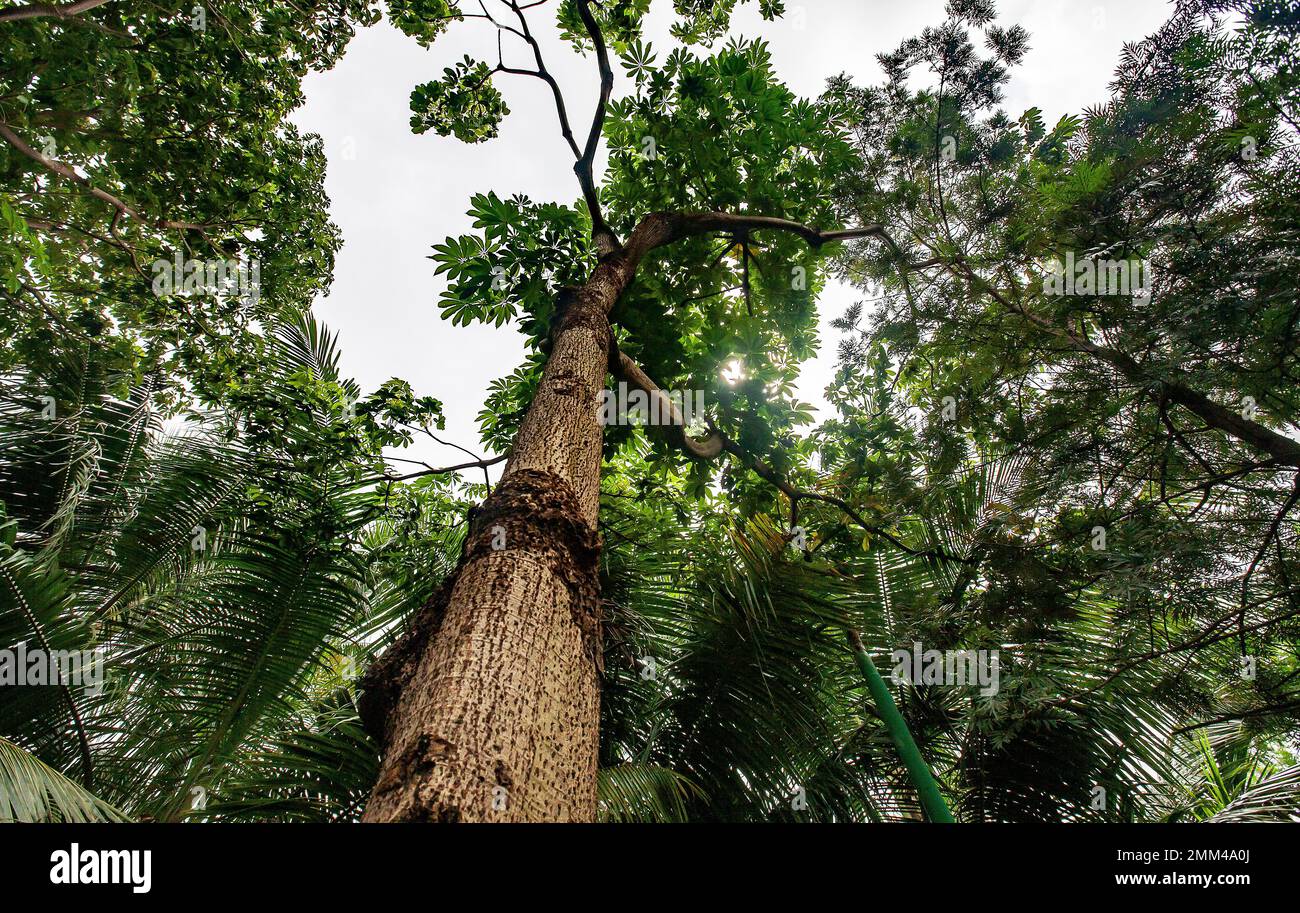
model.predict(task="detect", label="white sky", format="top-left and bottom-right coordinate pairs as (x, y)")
top-left (291, 0), bottom-right (1174, 474)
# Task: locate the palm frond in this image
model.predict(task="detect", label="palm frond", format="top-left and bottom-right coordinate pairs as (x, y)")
top-left (1208, 764), bottom-right (1300, 823)
top-left (596, 763), bottom-right (704, 823)
top-left (0, 736), bottom-right (126, 823)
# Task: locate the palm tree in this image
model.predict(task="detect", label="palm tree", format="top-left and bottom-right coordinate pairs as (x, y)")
top-left (0, 315), bottom-right (456, 821)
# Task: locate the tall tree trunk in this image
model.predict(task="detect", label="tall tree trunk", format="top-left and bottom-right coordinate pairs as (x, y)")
top-left (361, 253), bottom-right (635, 822)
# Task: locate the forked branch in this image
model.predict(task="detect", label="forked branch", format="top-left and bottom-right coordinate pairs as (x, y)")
top-left (572, 0), bottom-right (617, 252)
top-left (494, 0), bottom-right (617, 253)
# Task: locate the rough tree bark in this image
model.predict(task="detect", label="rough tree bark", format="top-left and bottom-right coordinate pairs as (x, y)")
top-left (360, 248), bottom-right (643, 822)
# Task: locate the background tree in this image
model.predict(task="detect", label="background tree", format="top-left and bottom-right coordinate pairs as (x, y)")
top-left (0, 1), bottom-right (380, 401)
top-left (815, 0), bottom-right (1300, 820)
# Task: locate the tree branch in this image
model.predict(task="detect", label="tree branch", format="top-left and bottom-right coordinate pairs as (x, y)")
top-left (1238, 472), bottom-right (1300, 651)
top-left (0, 0), bottom-right (112, 23)
top-left (349, 453), bottom-right (507, 490)
top-left (572, 0), bottom-right (617, 254)
top-left (944, 257), bottom-right (1300, 469)
top-left (617, 210), bottom-right (945, 274)
top-left (493, 0), bottom-right (615, 252)
top-left (0, 121), bottom-right (213, 236)
top-left (612, 349), bottom-right (723, 459)
top-left (503, 0), bottom-right (581, 160)
top-left (610, 349), bottom-right (974, 566)
top-left (716, 433), bottom-right (976, 566)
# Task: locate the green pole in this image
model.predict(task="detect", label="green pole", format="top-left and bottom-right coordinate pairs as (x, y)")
top-left (847, 629), bottom-right (955, 823)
